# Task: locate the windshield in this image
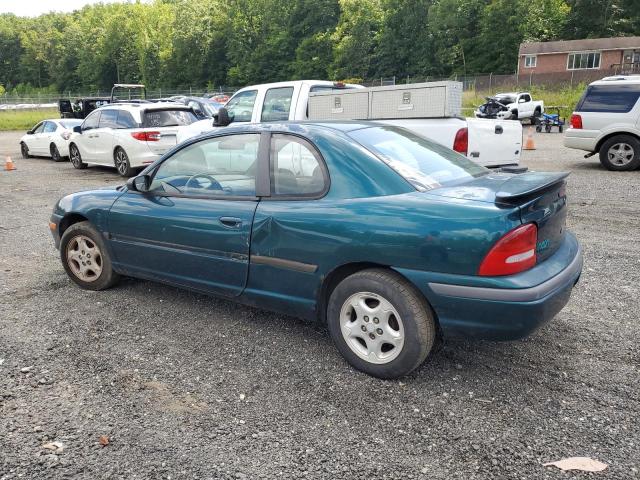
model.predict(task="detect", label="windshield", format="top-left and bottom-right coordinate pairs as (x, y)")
top-left (348, 126), bottom-right (488, 191)
top-left (142, 109), bottom-right (197, 127)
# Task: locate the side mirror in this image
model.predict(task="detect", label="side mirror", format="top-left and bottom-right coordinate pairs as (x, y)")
top-left (213, 107), bottom-right (232, 127)
top-left (26, 129), bottom-right (33, 135)
top-left (126, 174), bottom-right (150, 192)
top-left (73, 125), bottom-right (82, 134)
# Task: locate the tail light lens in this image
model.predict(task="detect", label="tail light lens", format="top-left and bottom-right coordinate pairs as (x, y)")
top-left (60, 131), bottom-right (71, 140)
top-left (453, 127), bottom-right (468, 155)
top-left (570, 114), bottom-right (582, 129)
top-left (478, 223), bottom-right (537, 276)
top-left (131, 131), bottom-right (161, 142)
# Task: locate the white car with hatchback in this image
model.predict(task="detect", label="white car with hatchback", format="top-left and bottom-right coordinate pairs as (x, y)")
top-left (68, 103), bottom-right (198, 176)
top-left (564, 75), bottom-right (640, 171)
top-left (20, 119), bottom-right (83, 161)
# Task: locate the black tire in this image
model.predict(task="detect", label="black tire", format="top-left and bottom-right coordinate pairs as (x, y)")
top-left (50, 143), bottom-right (63, 162)
top-left (59, 221), bottom-right (120, 291)
top-left (598, 134), bottom-right (640, 171)
top-left (327, 268), bottom-right (436, 379)
top-left (511, 110), bottom-right (518, 120)
top-left (558, 125), bottom-right (563, 133)
top-left (545, 124), bottom-right (551, 133)
top-left (69, 144), bottom-right (87, 169)
top-left (535, 125), bottom-right (542, 133)
top-left (114, 147), bottom-right (134, 177)
top-left (20, 142), bottom-right (30, 159)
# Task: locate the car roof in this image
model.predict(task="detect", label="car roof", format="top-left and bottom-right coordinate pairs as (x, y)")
top-left (99, 102), bottom-right (192, 112)
top-left (592, 75), bottom-right (640, 85)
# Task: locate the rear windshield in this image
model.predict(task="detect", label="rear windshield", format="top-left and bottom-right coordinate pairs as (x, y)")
top-left (576, 84), bottom-right (640, 113)
top-left (59, 120), bottom-right (82, 129)
top-left (142, 109), bottom-right (197, 127)
top-left (348, 126), bottom-right (487, 191)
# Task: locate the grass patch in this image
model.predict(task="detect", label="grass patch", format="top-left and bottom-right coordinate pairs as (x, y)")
top-left (463, 84), bottom-right (587, 120)
top-left (0, 108), bottom-right (60, 131)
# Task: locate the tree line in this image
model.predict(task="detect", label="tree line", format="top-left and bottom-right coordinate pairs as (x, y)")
top-left (0, 0), bottom-right (638, 93)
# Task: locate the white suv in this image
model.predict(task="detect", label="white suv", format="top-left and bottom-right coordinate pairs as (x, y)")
top-left (68, 103), bottom-right (198, 176)
top-left (564, 75), bottom-right (640, 171)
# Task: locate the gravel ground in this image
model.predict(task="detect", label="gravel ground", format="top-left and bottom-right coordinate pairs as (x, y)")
top-left (1, 130), bottom-right (638, 479)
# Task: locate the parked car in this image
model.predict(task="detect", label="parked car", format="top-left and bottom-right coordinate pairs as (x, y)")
top-left (564, 75), bottom-right (640, 171)
top-left (58, 98), bottom-right (111, 119)
top-left (50, 121), bottom-right (582, 379)
top-left (474, 92), bottom-right (544, 122)
top-left (68, 103), bottom-right (198, 177)
top-left (172, 96), bottom-right (224, 119)
top-left (20, 119), bottom-right (83, 161)
top-left (178, 80), bottom-right (523, 168)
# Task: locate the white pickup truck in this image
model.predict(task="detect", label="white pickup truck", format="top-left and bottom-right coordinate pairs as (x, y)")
top-left (178, 80), bottom-right (523, 167)
top-left (475, 92), bottom-right (544, 122)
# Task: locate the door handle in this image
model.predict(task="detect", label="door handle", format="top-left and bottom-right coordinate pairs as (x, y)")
top-left (219, 216), bottom-right (242, 228)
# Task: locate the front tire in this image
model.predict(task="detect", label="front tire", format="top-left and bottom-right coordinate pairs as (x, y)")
top-left (598, 135), bottom-right (640, 171)
top-left (50, 143), bottom-right (63, 162)
top-left (327, 269), bottom-right (436, 379)
top-left (69, 144), bottom-right (87, 169)
top-left (60, 221), bottom-right (120, 291)
top-left (20, 142), bottom-right (30, 159)
top-left (114, 147), bottom-right (134, 177)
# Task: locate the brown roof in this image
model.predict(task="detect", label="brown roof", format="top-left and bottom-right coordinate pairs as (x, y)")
top-left (519, 36), bottom-right (640, 55)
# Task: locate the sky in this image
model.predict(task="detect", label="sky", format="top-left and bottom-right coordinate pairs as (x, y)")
top-left (0, 0), bottom-right (150, 17)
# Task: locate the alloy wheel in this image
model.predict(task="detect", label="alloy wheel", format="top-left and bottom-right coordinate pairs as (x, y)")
top-left (607, 143), bottom-right (635, 167)
top-left (65, 235), bottom-right (103, 282)
top-left (70, 146), bottom-right (81, 167)
top-left (51, 145), bottom-right (60, 161)
top-left (115, 150), bottom-right (129, 175)
top-left (21, 143), bottom-right (29, 158)
top-left (339, 291), bottom-right (405, 364)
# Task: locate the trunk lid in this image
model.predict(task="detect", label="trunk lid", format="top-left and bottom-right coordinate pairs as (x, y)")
top-left (140, 107), bottom-right (198, 154)
top-left (426, 171), bottom-right (569, 263)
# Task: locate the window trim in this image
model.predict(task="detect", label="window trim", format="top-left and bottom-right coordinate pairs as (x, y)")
top-left (524, 55), bottom-right (536, 68)
top-left (567, 51), bottom-right (601, 70)
top-left (265, 132), bottom-right (331, 201)
top-left (140, 131), bottom-right (265, 201)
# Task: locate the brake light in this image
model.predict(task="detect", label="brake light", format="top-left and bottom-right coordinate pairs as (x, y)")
top-left (478, 223), bottom-right (537, 276)
top-left (570, 114), bottom-right (582, 129)
top-left (131, 131), bottom-right (161, 142)
top-left (453, 128), bottom-right (468, 155)
top-left (60, 131), bottom-right (71, 140)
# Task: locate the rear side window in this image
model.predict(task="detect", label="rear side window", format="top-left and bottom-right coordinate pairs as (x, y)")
top-left (261, 87), bottom-right (294, 122)
top-left (142, 109), bottom-right (196, 127)
top-left (270, 134), bottom-right (327, 197)
top-left (99, 110), bottom-right (118, 128)
top-left (43, 122), bottom-right (57, 133)
top-left (576, 84), bottom-right (640, 113)
top-left (116, 111), bottom-right (137, 129)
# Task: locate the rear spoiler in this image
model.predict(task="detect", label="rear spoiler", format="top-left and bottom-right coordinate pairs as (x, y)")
top-left (495, 172), bottom-right (569, 203)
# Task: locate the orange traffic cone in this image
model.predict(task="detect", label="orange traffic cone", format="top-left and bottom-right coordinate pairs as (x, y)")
top-left (4, 156), bottom-right (16, 171)
top-left (523, 127), bottom-right (536, 150)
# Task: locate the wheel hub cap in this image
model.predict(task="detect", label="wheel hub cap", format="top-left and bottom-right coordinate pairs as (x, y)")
top-left (66, 235), bottom-right (102, 282)
top-left (608, 143), bottom-right (634, 166)
top-left (339, 292), bottom-right (405, 365)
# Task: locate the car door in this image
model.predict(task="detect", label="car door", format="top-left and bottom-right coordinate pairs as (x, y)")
top-left (93, 109), bottom-right (118, 164)
top-left (519, 94), bottom-right (532, 118)
top-left (107, 132), bottom-right (267, 297)
top-left (26, 122), bottom-right (46, 154)
top-left (75, 110), bottom-right (101, 161)
top-left (41, 121), bottom-right (59, 155)
top-left (247, 133), bottom-right (330, 318)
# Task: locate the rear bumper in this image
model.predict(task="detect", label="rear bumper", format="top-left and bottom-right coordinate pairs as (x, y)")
top-left (563, 130), bottom-right (597, 152)
top-left (396, 232), bottom-right (582, 340)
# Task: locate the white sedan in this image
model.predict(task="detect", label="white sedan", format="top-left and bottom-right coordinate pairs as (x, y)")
top-left (20, 119), bottom-right (83, 161)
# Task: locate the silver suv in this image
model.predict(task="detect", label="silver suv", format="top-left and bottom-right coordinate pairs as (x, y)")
top-left (564, 75), bottom-right (640, 171)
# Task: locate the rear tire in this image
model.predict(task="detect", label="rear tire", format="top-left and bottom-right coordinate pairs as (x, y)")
top-left (50, 143), bottom-right (63, 162)
top-left (327, 268), bottom-right (436, 379)
top-left (59, 221), bottom-right (120, 291)
top-left (114, 147), bottom-right (134, 177)
top-left (598, 135), bottom-right (640, 171)
top-left (69, 144), bottom-right (87, 169)
top-left (20, 142), bottom-right (30, 159)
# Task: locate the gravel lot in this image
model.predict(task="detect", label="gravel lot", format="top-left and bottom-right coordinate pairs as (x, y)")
top-left (1, 130), bottom-right (638, 479)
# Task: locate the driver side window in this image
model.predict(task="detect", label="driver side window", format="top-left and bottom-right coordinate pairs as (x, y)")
top-left (82, 111), bottom-right (100, 131)
top-left (149, 134), bottom-right (260, 197)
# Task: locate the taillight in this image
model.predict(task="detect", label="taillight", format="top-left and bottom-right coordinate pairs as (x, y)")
top-left (131, 131), bottom-right (161, 142)
top-left (60, 131), bottom-right (71, 140)
top-left (453, 127), bottom-right (468, 155)
top-left (478, 223), bottom-right (537, 276)
top-left (570, 114), bottom-right (582, 129)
